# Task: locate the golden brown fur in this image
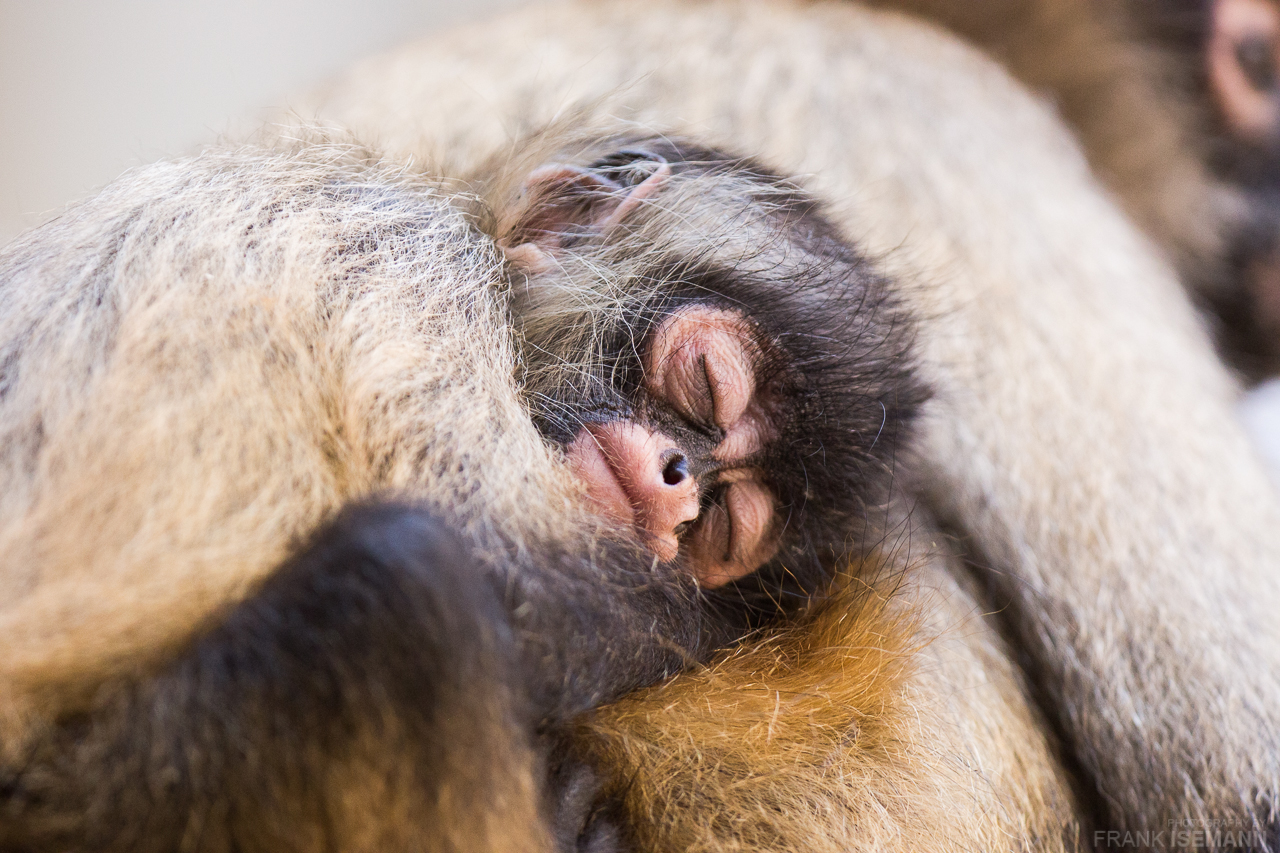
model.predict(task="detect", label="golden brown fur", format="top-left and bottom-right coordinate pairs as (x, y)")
top-left (0, 140), bottom-right (574, 734)
top-left (304, 0), bottom-right (1280, 846)
top-left (581, 555), bottom-right (1080, 852)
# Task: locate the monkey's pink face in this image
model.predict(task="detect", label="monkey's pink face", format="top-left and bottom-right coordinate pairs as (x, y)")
top-left (567, 307), bottom-right (782, 588)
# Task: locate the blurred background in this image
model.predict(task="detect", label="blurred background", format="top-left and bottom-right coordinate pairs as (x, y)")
top-left (0, 0), bottom-right (522, 243)
top-left (2, 0), bottom-right (1277, 473)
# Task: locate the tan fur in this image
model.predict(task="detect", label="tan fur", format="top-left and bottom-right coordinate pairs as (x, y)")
top-left (316, 707), bottom-right (546, 853)
top-left (0, 140), bottom-right (575, 738)
top-left (303, 0), bottom-right (1280, 844)
top-left (0, 139), bottom-right (578, 851)
top-left (858, 0), bottom-right (1243, 289)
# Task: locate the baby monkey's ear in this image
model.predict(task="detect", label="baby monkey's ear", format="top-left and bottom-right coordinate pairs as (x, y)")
top-left (501, 151), bottom-right (671, 273)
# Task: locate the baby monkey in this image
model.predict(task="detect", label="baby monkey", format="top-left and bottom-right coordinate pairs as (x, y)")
top-left (493, 135), bottom-right (923, 609)
top-left (0, 133), bottom-right (922, 852)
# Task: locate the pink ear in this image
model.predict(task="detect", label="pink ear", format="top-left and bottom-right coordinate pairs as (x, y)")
top-left (523, 165), bottom-right (618, 205)
top-left (600, 162), bottom-right (672, 229)
top-left (502, 161), bottom-right (672, 271)
top-left (1208, 0), bottom-right (1280, 143)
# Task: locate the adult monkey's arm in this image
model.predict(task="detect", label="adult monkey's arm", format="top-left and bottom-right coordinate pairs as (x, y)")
top-left (307, 0), bottom-right (1280, 844)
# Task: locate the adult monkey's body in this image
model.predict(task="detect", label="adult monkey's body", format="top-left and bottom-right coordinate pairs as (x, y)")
top-left (857, 0), bottom-right (1280, 376)
top-left (829, 0), bottom-right (1280, 375)
top-left (0, 132), bottom-right (932, 851)
top-left (0, 139), bottom-right (1077, 852)
top-left (308, 0), bottom-right (1280, 846)
top-left (3, 2), bottom-right (1279, 851)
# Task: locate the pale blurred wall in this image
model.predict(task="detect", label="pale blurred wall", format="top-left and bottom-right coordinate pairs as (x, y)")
top-left (0, 0), bottom-right (525, 243)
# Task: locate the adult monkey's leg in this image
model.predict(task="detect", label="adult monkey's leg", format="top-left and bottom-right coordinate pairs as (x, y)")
top-left (306, 0), bottom-right (1280, 845)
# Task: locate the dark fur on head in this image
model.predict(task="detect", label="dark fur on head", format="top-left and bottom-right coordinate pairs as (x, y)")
top-left (0, 131), bottom-right (926, 851)
top-left (485, 133), bottom-right (927, 630)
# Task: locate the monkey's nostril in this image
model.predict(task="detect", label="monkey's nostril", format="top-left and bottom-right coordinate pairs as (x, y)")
top-left (662, 452), bottom-right (689, 486)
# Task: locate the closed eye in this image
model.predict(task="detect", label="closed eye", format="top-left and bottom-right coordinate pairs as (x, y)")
top-left (680, 474), bottom-right (780, 588)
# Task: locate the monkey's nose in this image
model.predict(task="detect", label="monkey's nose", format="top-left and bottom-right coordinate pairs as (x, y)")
top-left (567, 421), bottom-right (701, 561)
top-left (661, 451), bottom-right (690, 485)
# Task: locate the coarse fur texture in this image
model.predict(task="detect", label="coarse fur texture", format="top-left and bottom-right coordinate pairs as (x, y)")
top-left (6, 1), bottom-right (1280, 850)
top-left (0, 125), bottom-right (939, 849)
top-left (304, 0), bottom-right (1280, 846)
top-left (0, 142), bottom-right (565, 719)
top-left (5, 505), bottom-right (553, 852)
top-left (0, 142), bottom-right (583, 852)
top-left (577, 553), bottom-right (1081, 853)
